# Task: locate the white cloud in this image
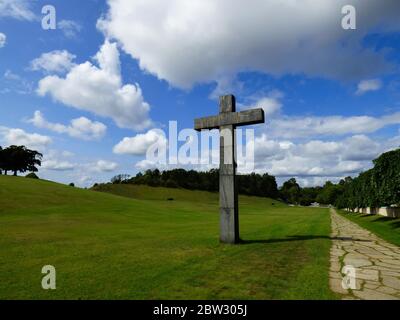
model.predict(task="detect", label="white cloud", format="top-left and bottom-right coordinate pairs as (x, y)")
top-left (0, 126), bottom-right (52, 150)
top-left (28, 111), bottom-right (107, 140)
top-left (37, 41), bottom-right (152, 130)
top-left (340, 135), bottom-right (381, 161)
top-left (0, 0), bottom-right (36, 21)
top-left (31, 50), bottom-right (76, 73)
top-left (254, 144), bottom-right (366, 179)
top-left (297, 140), bottom-right (341, 157)
top-left (251, 133), bottom-right (400, 183)
top-left (252, 134), bottom-right (289, 161)
top-left (0, 32), bottom-right (6, 48)
top-left (209, 76), bottom-right (244, 100)
top-left (99, 0), bottom-right (400, 89)
top-left (113, 129), bottom-right (167, 155)
top-left (268, 112), bottom-right (400, 139)
top-left (42, 159), bottom-right (75, 171)
top-left (135, 159), bottom-right (159, 170)
top-left (93, 160), bottom-right (118, 172)
top-left (244, 90), bottom-right (284, 117)
top-left (58, 20), bottom-right (82, 38)
top-left (356, 79), bottom-right (383, 95)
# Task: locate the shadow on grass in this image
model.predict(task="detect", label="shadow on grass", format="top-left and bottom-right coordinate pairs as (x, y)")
top-left (240, 235), bottom-right (371, 245)
top-left (347, 213), bottom-right (400, 230)
top-left (391, 221), bottom-right (400, 229)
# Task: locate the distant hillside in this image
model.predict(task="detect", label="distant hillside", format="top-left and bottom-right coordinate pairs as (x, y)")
top-left (92, 183), bottom-right (285, 207)
top-left (0, 175), bottom-right (284, 214)
top-left (0, 175), bottom-right (124, 213)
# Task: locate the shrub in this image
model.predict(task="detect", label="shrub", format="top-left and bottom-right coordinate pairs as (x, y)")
top-left (69, 183), bottom-right (75, 187)
top-left (25, 172), bottom-right (39, 179)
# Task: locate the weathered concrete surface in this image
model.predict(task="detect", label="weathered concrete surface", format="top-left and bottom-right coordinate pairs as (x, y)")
top-left (218, 96), bottom-right (238, 243)
top-left (330, 209), bottom-right (400, 300)
top-left (194, 95), bottom-right (265, 244)
top-left (194, 109), bottom-right (265, 130)
top-left (219, 122), bottom-right (239, 244)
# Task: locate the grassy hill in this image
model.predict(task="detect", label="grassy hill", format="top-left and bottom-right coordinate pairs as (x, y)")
top-left (92, 183), bottom-right (284, 208)
top-left (0, 176), bottom-right (336, 299)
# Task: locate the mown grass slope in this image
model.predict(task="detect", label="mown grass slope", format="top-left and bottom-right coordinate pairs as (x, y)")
top-left (0, 176), bottom-right (336, 299)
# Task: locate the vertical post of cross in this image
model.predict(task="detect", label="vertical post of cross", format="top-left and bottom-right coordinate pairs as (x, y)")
top-left (194, 94), bottom-right (265, 244)
top-left (219, 95), bottom-right (239, 244)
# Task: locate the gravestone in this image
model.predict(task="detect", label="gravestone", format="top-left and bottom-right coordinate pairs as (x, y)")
top-left (194, 95), bottom-right (265, 244)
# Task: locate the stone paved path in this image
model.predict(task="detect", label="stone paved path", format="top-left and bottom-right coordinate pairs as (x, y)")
top-left (330, 209), bottom-right (400, 300)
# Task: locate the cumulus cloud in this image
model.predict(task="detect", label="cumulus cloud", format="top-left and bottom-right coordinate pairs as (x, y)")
top-left (42, 159), bottom-right (75, 171)
top-left (0, 0), bottom-right (36, 21)
top-left (0, 126), bottom-right (52, 150)
top-left (268, 112), bottom-right (400, 139)
top-left (37, 41), bottom-right (152, 130)
top-left (340, 135), bottom-right (381, 161)
top-left (244, 90), bottom-right (284, 117)
top-left (251, 133), bottom-right (399, 181)
top-left (28, 111), bottom-right (106, 140)
top-left (99, 0), bottom-right (400, 89)
top-left (113, 129), bottom-right (167, 155)
top-left (30, 50), bottom-right (76, 73)
top-left (40, 149), bottom-right (79, 172)
top-left (93, 160), bottom-right (118, 172)
top-left (0, 32), bottom-right (6, 48)
top-left (356, 79), bottom-right (383, 95)
top-left (58, 20), bottom-right (82, 38)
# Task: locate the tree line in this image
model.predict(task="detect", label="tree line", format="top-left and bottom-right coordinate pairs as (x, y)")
top-left (111, 149), bottom-right (399, 206)
top-left (0, 146), bottom-right (42, 176)
top-left (110, 168), bottom-right (339, 204)
top-left (111, 168), bottom-right (280, 199)
top-left (278, 177), bottom-right (351, 206)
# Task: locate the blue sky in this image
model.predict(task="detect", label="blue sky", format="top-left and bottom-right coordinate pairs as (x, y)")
top-left (1, 0), bottom-right (400, 187)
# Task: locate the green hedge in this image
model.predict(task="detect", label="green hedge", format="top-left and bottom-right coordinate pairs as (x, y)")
top-left (336, 148), bottom-right (400, 209)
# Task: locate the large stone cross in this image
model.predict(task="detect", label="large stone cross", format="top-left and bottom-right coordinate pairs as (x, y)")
top-left (194, 95), bottom-right (265, 244)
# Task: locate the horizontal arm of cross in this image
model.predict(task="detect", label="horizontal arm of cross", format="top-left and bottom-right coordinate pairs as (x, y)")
top-left (194, 108), bottom-right (265, 131)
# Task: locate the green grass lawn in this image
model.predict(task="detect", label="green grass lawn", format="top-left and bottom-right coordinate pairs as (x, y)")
top-left (0, 176), bottom-right (337, 300)
top-left (338, 210), bottom-right (400, 246)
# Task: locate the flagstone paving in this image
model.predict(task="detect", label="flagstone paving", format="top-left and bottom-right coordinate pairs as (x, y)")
top-left (330, 209), bottom-right (400, 300)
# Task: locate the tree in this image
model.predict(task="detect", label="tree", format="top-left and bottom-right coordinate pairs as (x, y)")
top-left (26, 172), bottom-right (39, 179)
top-left (298, 187), bottom-right (321, 206)
top-left (280, 178), bottom-right (301, 204)
top-left (0, 146), bottom-right (42, 176)
top-left (0, 146), bottom-right (4, 175)
top-left (372, 149), bottom-right (400, 206)
top-left (111, 174), bottom-right (130, 184)
top-left (124, 169), bottom-right (278, 199)
top-left (335, 149), bottom-right (400, 209)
